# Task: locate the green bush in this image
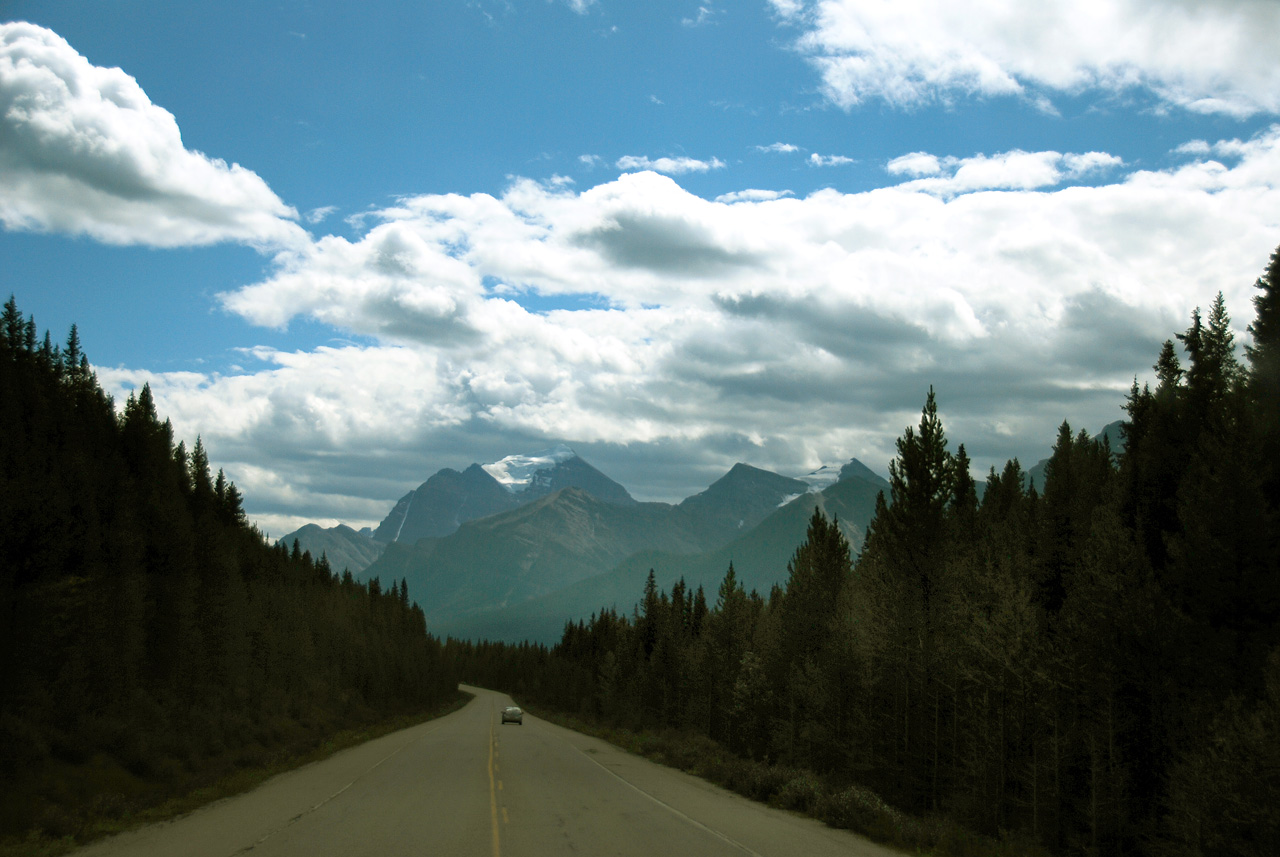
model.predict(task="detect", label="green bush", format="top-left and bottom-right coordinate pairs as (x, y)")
top-left (772, 771), bottom-right (823, 812)
top-left (818, 783), bottom-right (903, 838)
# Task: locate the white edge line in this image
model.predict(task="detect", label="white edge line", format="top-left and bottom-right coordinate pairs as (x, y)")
top-left (572, 743), bottom-right (765, 857)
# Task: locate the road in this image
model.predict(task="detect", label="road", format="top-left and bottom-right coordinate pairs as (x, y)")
top-left (73, 686), bottom-right (900, 857)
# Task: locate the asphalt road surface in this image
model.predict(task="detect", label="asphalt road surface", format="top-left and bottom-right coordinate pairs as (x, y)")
top-left (73, 686), bottom-right (900, 857)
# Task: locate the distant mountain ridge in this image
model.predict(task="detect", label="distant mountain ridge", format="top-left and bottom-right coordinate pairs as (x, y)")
top-left (278, 444), bottom-right (892, 642)
top-left (276, 425), bottom-right (1129, 644)
top-left (443, 468), bottom-right (891, 643)
top-left (677, 463), bottom-right (809, 536)
top-left (280, 523), bottom-right (384, 575)
top-left (357, 453), bottom-right (891, 642)
top-left (371, 444), bottom-right (634, 545)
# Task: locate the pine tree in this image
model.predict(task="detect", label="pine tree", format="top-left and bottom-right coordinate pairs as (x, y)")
top-left (1037, 422), bottom-right (1115, 613)
top-left (779, 508), bottom-right (853, 669)
top-left (1155, 339), bottom-right (1184, 398)
top-left (1246, 244), bottom-right (1280, 513)
top-left (2, 296), bottom-right (25, 351)
top-left (63, 324), bottom-right (82, 378)
top-left (705, 563), bottom-right (750, 744)
top-left (1179, 293), bottom-right (1243, 431)
top-left (870, 387), bottom-right (953, 616)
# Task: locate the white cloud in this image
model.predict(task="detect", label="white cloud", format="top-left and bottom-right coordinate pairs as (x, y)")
top-left (809, 152), bottom-right (855, 167)
top-left (1173, 136), bottom-right (1261, 162)
top-left (563, 0), bottom-right (597, 13)
top-left (616, 155), bottom-right (727, 174)
top-left (887, 151), bottom-right (942, 177)
top-left (715, 189), bottom-right (794, 203)
top-left (306, 205), bottom-right (338, 224)
top-left (113, 125), bottom-right (1280, 525)
top-left (683, 5), bottom-right (718, 27)
top-left (757, 142), bottom-right (801, 154)
top-left (893, 149), bottom-right (1124, 196)
top-left (1175, 140), bottom-right (1213, 156)
top-left (0, 22), bottom-right (308, 249)
top-left (771, 0), bottom-right (1280, 116)
top-left (1063, 151), bottom-right (1124, 176)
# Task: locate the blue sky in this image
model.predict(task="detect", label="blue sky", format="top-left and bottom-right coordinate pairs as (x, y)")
top-left (3, 1), bottom-right (1279, 535)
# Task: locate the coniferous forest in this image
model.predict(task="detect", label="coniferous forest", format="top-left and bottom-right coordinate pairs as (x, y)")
top-left (0, 298), bottom-right (458, 840)
top-left (454, 247), bottom-right (1280, 856)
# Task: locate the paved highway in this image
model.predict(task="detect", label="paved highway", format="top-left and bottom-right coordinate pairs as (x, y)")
top-left (73, 686), bottom-right (900, 856)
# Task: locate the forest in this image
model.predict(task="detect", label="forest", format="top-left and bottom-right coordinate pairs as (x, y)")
top-left (454, 246), bottom-right (1280, 856)
top-left (0, 297), bottom-right (459, 841)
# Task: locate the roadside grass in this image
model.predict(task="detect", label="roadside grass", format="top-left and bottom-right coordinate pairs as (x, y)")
top-left (0, 692), bottom-right (472, 857)
top-left (526, 707), bottom-right (1049, 857)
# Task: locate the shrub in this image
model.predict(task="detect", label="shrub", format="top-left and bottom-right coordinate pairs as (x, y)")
top-left (772, 771), bottom-right (823, 813)
top-left (818, 783), bottom-right (903, 839)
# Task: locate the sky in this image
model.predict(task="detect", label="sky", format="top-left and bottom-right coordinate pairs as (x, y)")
top-left (3, 0), bottom-right (1280, 537)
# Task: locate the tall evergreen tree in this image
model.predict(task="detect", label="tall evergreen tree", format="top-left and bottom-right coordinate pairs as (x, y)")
top-left (869, 386), bottom-right (953, 614)
top-left (1246, 244), bottom-right (1280, 512)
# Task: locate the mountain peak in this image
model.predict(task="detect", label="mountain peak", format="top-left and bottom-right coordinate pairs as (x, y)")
top-left (837, 458), bottom-right (891, 491)
top-left (796, 463), bottom-right (843, 494)
top-left (370, 444), bottom-right (633, 545)
top-left (481, 444), bottom-right (578, 494)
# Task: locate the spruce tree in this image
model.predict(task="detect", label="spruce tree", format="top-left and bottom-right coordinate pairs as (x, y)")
top-left (1246, 244), bottom-right (1280, 512)
top-left (873, 387), bottom-right (953, 613)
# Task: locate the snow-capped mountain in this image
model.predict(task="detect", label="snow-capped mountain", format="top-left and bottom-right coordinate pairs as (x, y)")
top-left (281, 451), bottom-right (891, 584)
top-left (368, 454), bottom-right (893, 643)
top-left (372, 445), bottom-right (635, 544)
top-left (482, 444), bottom-right (578, 493)
top-left (796, 463), bottom-right (845, 493)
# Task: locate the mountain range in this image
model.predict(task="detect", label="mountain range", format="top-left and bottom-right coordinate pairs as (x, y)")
top-left (280, 423), bottom-right (1123, 643)
top-left (280, 446), bottom-right (890, 643)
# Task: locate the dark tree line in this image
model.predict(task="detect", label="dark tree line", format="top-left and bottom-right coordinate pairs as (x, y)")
top-left (0, 298), bottom-right (458, 838)
top-left (461, 247), bottom-right (1280, 856)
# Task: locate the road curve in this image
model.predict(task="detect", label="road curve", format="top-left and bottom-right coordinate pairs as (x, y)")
top-left (72, 686), bottom-right (901, 857)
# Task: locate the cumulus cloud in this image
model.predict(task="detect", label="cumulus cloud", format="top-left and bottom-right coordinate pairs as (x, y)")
top-left (0, 22), bottom-right (308, 248)
top-left (106, 125), bottom-right (1279, 528)
top-left (616, 154), bottom-right (727, 174)
top-left (887, 151), bottom-right (943, 177)
top-left (771, 0), bottom-right (1280, 116)
top-left (809, 152), bottom-right (855, 167)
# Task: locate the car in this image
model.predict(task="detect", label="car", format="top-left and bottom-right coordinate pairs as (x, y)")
top-left (501, 706), bottom-right (523, 725)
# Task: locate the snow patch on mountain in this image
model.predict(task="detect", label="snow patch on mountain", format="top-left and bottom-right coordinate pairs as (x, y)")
top-left (393, 488), bottom-right (417, 541)
top-left (797, 464), bottom-right (843, 493)
top-left (482, 444), bottom-right (577, 493)
top-left (777, 463), bottom-right (854, 507)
